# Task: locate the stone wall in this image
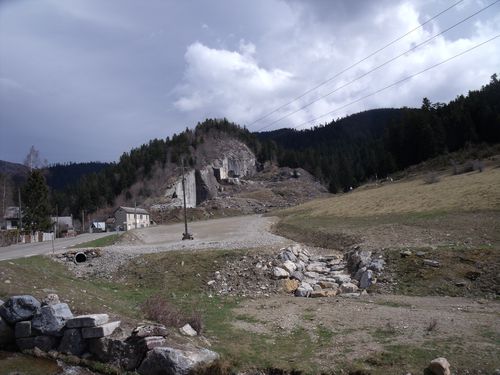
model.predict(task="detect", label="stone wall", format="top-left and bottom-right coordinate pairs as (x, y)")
top-left (0, 294), bottom-right (219, 374)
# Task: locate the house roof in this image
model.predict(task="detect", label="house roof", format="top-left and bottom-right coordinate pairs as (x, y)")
top-left (4, 206), bottom-right (20, 219)
top-left (115, 206), bottom-right (149, 215)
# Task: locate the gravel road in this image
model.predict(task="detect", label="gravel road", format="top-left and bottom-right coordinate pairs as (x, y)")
top-left (107, 214), bottom-right (292, 254)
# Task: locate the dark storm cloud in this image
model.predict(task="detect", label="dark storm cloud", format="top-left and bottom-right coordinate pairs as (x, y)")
top-left (0, 0), bottom-right (499, 164)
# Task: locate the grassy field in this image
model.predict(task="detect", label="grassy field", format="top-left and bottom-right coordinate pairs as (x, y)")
top-left (277, 166), bottom-right (500, 219)
top-left (72, 233), bottom-right (122, 248)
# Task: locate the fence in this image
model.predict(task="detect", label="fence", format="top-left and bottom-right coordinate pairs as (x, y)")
top-left (0, 230), bottom-right (55, 247)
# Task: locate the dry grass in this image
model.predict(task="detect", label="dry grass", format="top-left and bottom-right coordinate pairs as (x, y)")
top-left (279, 166), bottom-right (500, 219)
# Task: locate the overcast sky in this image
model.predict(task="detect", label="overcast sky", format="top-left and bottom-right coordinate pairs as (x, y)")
top-left (1, 0), bottom-right (499, 164)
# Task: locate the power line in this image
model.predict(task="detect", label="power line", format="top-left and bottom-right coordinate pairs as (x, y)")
top-left (247, 0), bottom-right (465, 128)
top-left (290, 34), bottom-right (499, 130)
top-left (256, 0), bottom-right (499, 132)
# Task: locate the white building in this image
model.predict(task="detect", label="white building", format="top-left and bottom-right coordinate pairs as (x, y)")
top-left (114, 206), bottom-right (150, 231)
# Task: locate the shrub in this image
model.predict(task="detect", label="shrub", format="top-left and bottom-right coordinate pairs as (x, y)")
top-left (423, 172), bottom-right (440, 184)
top-left (141, 294), bottom-right (204, 334)
top-left (451, 159), bottom-right (484, 175)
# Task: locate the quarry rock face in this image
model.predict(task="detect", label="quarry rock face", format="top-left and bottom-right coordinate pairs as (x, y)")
top-left (159, 138), bottom-right (257, 209)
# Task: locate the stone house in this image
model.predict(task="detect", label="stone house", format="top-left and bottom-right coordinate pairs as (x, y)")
top-left (114, 206), bottom-right (150, 231)
top-left (3, 206), bottom-right (20, 230)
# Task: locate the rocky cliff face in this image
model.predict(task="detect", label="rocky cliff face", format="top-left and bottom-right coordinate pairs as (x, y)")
top-left (157, 138), bottom-right (256, 209)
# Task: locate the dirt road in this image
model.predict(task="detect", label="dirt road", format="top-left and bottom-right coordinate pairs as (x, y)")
top-left (110, 214), bottom-right (292, 253)
top-left (0, 232), bottom-right (111, 261)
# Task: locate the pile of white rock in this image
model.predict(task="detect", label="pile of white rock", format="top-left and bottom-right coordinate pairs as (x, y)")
top-left (271, 244), bottom-right (385, 297)
top-left (0, 294), bottom-right (219, 374)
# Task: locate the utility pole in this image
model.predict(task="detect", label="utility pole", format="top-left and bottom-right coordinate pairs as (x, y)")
top-left (181, 159), bottom-right (193, 240)
top-left (2, 178), bottom-right (5, 218)
top-left (134, 201), bottom-right (137, 229)
top-left (18, 188), bottom-right (22, 232)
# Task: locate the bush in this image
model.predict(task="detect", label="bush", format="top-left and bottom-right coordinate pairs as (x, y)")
top-left (423, 172), bottom-right (440, 184)
top-left (141, 294), bottom-right (204, 334)
top-left (451, 159), bottom-right (484, 175)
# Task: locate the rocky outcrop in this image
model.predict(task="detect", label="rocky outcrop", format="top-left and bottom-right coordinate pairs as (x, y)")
top-left (155, 139), bottom-right (257, 210)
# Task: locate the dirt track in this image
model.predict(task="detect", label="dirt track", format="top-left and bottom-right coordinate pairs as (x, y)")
top-left (109, 214), bottom-right (292, 253)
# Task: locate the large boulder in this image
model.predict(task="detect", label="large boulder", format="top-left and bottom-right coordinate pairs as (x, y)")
top-left (0, 316), bottom-right (15, 349)
top-left (88, 336), bottom-right (146, 371)
top-left (31, 303), bottom-right (73, 336)
top-left (138, 346), bottom-right (219, 375)
top-left (66, 314), bottom-right (109, 328)
top-left (0, 295), bottom-right (41, 324)
top-left (59, 328), bottom-right (87, 356)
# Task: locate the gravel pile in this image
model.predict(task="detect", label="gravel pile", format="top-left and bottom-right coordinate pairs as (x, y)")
top-left (52, 249), bottom-right (139, 280)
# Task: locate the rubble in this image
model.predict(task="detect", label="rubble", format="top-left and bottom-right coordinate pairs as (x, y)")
top-left (210, 244), bottom-right (385, 298)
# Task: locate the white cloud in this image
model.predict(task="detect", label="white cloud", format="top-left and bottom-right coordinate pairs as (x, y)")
top-left (173, 42), bottom-right (295, 123)
top-left (173, 1), bottom-right (500, 131)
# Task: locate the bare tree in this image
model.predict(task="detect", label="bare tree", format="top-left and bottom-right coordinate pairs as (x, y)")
top-left (23, 145), bottom-right (48, 171)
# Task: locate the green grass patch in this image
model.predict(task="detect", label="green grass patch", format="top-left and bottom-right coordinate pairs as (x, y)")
top-left (72, 233), bottom-right (122, 248)
top-left (0, 352), bottom-right (60, 375)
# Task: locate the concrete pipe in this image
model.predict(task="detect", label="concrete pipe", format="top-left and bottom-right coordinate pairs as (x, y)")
top-left (74, 252), bottom-right (87, 263)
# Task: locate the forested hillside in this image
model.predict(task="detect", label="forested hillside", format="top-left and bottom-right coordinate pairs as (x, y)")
top-left (260, 74), bottom-right (500, 192)
top-left (50, 74), bottom-right (499, 216)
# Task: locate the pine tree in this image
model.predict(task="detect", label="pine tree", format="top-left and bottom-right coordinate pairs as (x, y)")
top-left (21, 170), bottom-right (52, 233)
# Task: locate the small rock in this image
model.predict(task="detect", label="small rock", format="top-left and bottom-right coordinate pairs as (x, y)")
top-left (282, 279), bottom-right (300, 293)
top-left (428, 357), bottom-right (451, 375)
top-left (368, 259), bottom-right (385, 272)
top-left (339, 282), bottom-right (359, 294)
top-left (360, 270), bottom-right (373, 289)
top-left (354, 266), bottom-right (367, 281)
top-left (290, 271), bottom-right (304, 282)
top-left (131, 324), bottom-right (168, 338)
top-left (318, 281), bottom-right (338, 289)
top-left (179, 323), bottom-right (197, 337)
top-left (303, 271), bottom-right (319, 279)
top-left (282, 260), bottom-right (297, 274)
top-left (41, 294), bottom-right (60, 306)
top-left (416, 251), bottom-right (426, 257)
top-left (139, 336), bottom-right (167, 350)
top-left (423, 259), bottom-right (440, 267)
top-left (272, 267), bottom-right (290, 279)
top-left (310, 290), bottom-right (329, 298)
top-left (400, 250), bottom-right (412, 258)
top-left (207, 280), bottom-right (216, 286)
